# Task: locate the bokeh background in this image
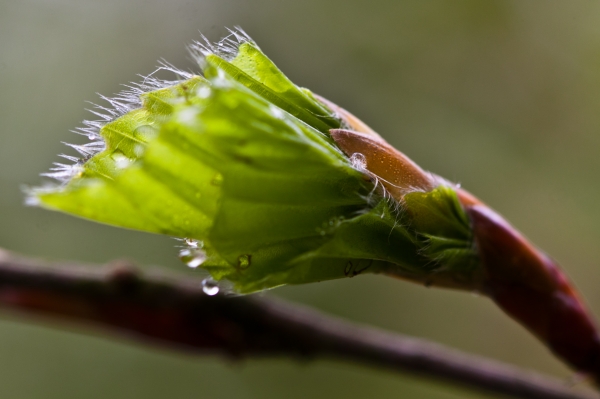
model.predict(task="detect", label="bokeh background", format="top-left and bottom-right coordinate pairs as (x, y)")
top-left (2, 1), bottom-right (600, 398)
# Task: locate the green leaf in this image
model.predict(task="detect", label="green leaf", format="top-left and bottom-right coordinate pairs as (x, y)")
top-left (204, 41), bottom-right (338, 134)
top-left (32, 32), bottom-right (480, 293)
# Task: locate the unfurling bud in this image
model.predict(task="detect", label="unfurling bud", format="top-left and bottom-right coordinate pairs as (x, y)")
top-left (30, 27), bottom-right (600, 381)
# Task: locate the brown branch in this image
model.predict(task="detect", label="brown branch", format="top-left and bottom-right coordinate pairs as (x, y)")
top-left (0, 248), bottom-right (596, 399)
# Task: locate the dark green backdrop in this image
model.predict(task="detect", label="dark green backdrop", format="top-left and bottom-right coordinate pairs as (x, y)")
top-left (2, 1), bottom-right (600, 398)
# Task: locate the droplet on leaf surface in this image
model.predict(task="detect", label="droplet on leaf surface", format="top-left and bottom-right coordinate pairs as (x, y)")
top-left (179, 248), bottom-right (206, 268)
top-left (202, 278), bottom-right (219, 296)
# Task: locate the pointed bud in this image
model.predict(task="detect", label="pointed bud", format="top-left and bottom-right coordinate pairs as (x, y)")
top-left (330, 129), bottom-right (436, 200)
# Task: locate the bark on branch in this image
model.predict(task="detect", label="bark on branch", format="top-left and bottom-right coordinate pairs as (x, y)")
top-left (0, 248), bottom-right (596, 399)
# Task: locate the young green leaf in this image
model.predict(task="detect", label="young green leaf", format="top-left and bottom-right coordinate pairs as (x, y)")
top-left (30, 30), bottom-right (478, 293)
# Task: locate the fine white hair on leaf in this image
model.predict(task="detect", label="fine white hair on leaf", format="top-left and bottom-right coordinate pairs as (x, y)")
top-left (348, 150), bottom-right (438, 232)
top-left (39, 61), bottom-right (194, 186)
top-left (57, 154), bottom-right (80, 163)
top-left (135, 59), bottom-right (195, 92)
top-left (40, 162), bottom-right (84, 183)
top-left (32, 27), bottom-right (255, 210)
top-left (189, 26), bottom-right (254, 65)
top-left (62, 141), bottom-right (106, 157)
top-left (346, 152), bottom-right (402, 228)
top-left (348, 151), bottom-right (392, 205)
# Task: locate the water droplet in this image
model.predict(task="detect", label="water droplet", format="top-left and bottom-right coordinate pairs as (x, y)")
top-left (88, 134), bottom-right (96, 140)
top-left (211, 173), bottom-right (223, 187)
top-left (133, 144), bottom-right (145, 157)
top-left (111, 151), bottom-right (131, 169)
top-left (350, 153), bottom-right (367, 170)
top-left (202, 278), bottom-right (219, 296)
top-left (179, 248), bottom-right (206, 268)
top-left (197, 86), bottom-right (211, 99)
top-left (24, 195), bottom-right (41, 206)
top-left (237, 254), bottom-right (252, 269)
top-left (184, 238), bottom-right (201, 248)
top-left (178, 108), bottom-right (198, 125)
top-left (133, 125), bottom-right (158, 142)
top-left (269, 104), bottom-right (284, 119)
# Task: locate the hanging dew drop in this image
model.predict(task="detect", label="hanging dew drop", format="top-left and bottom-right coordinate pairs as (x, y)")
top-left (179, 248), bottom-right (206, 268)
top-left (202, 278), bottom-right (219, 296)
top-left (186, 253), bottom-right (205, 268)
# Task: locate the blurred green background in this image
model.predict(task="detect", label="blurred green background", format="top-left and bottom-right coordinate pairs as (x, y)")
top-left (2, 0), bottom-right (600, 398)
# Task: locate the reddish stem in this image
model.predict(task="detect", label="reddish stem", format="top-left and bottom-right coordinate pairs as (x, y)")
top-left (457, 190), bottom-right (600, 380)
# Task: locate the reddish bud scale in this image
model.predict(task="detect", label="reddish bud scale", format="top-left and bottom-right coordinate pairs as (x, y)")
top-left (330, 129), bottom-right (436, 197)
